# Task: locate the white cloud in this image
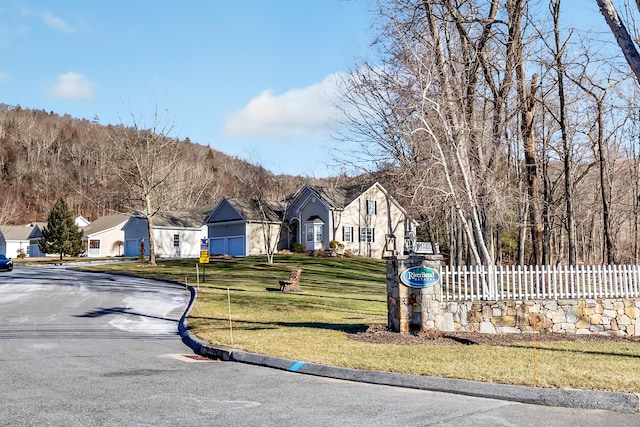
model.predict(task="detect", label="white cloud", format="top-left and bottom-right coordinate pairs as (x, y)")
top-left (50, 72), bottom-right (94, 101)
top-left (43, 10), bottom-right (72, 33)
top-left (224, 72), bottom-right (347, 140)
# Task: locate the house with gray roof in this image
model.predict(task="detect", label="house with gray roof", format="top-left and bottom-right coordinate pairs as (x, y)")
top-left (81, 214), bottom-right (129, 257)
top-left (205, 198), bottom-right (286, 257)
top-left (0, 223), bottom-right (44, 258)
top-left (285, 182), bottom-right (416, 258)
top-left (205, 182), bottom-right (416, 258)
top-left (122, 206), bottom-right (214, 258)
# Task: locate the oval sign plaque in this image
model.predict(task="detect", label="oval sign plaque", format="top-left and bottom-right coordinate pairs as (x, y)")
top-left (400, 266), bottom-right (439, 288)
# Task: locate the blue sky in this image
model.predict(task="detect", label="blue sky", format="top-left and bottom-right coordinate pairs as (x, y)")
top-left (0, 0), bottom-right (374, 177)
top-left (0, 1), bottom-right (619, 178)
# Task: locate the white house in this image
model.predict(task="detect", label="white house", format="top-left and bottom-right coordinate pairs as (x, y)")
top-left (0, 223), bottom-right (45, 258)
top-left (205, 198), bottom-right (286, 257)
top-left (122, 206), bottom-right (213, 258)
top-left (81, 214), bottom-right (129, 257)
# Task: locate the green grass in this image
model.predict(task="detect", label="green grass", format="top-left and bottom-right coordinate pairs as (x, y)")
top-left (82, 255), bottom-right (640, 393)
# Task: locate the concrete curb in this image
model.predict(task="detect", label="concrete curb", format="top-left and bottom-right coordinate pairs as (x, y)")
top-left (178, 286), bottom-right (640, 414)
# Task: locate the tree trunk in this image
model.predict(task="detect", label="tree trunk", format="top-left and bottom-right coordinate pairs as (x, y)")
top-left (542, 130), bottom-right (552, 265)
top-left (145, 195), bottom-right (156, 266)
top-left (522, 74), bottom-right (543, 265)
top-left (552, 0), bottom-right (577, 265)
top-left (510, 0), bottom-right (542, 265)
top-left (596, 100), bottom-right (615, 263)
top-left (596, 0), bottom-right (640, 85)
top-left (518, 199), bottom-right (527, 265)
top-left (634, 159), bottom-right (640, 263)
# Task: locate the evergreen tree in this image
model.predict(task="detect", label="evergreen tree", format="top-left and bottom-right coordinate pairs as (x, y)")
top-left (38, 197), bottom-right (84, 260)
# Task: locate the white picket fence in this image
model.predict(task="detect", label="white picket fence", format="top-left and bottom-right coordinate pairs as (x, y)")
top-left (440, 264), bottom-right (640, 301)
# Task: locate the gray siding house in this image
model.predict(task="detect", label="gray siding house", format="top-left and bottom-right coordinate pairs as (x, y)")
top-left (205, 182), bottom-right (416, 259)
top-left (205, 198), bottom-right (285, 257)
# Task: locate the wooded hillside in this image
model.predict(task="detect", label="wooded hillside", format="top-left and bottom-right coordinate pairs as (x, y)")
top-left (0, 104), bottom-right (313, 225)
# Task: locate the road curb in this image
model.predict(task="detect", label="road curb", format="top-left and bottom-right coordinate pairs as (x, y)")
top-left (178, 286), bottom-right (640, 414)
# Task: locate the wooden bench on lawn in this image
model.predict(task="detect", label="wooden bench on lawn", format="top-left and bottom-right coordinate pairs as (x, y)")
top-left (279, 268), bottom-right (302, 292)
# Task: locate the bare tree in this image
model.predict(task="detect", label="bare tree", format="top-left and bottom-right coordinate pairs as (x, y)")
top-left (233, 162), bottom-right (288, 264)
top-left (551, 1), bottom-right (578, 265)
top-left (107, 110), bottom-right (180, 266)
top-left (0, 197), bottom-right (18, 226)
top-left (338, 0), bottom-right (525, 266)
top-left (571, 71), bottom-right (619, 263)
top-left (596, 0), bottom-right (640, 84)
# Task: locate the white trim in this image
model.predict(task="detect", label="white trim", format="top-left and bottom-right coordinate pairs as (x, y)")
top-left (87, 237), bottom-right (102, 257)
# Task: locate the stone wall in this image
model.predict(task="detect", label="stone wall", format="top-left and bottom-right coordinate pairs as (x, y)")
top-left (386, 256), bottom-right (640, 337)
top-left (433, 298), bottom-right (640, 336)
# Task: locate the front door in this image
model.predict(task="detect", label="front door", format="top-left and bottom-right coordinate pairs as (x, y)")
top-left (305, 223), bottom-right (323, 251)
top-left (88, 239), bottom-right (101, 257)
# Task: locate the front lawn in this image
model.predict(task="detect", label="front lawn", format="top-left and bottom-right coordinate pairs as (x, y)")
top-left (83, 255), bottom-right (640, 393)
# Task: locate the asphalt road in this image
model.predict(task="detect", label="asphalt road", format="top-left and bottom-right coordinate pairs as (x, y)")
top-left (0, 265), bottom-right (638, 426)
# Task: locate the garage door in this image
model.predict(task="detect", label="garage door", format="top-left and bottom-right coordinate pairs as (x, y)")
top-left (210, 238), bottom-right (225, 255)
top-left (209, 236), bottom-right (245, 257)
top-left (227, 236), bottom-right (245, 257)
top-left (124, 240), bottom-right (140, 257)
top-left (29, 244), bottom-right (43, 257)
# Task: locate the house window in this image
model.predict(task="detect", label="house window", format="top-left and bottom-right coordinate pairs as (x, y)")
top-left (306, 224), bottom-right (323, 242)
top-left (360, 227), bottom-right (375, 243)
top-left (89, 240), bottom-right (100, 249)
top-left (173, 234), bottom-right (180, 247)
top-left (343, 226), bottom-right (353, 243)
top-left (366, 199), bottom-right (377, 215)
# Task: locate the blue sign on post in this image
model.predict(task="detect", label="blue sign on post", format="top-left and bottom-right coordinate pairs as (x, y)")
top-left (400, 266), bottom-right (439, 288)
top-left (199, 238), bottom-right (210, 264)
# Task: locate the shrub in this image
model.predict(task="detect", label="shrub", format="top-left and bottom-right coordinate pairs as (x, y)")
top-left (330, 240), bottom-right (344, 250)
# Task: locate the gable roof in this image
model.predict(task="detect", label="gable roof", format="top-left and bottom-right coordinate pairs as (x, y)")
top-left (75, 216), bottom-right (90, 227)
top-left (82, 214), bottom-right (129, 236)
top-left (0, 224), bottom-right (41, 241)
top-left (288, 181), bottom-right (414, 223)
top-left (207, 197), bottom-right (285, 224)
top-left (153, 206), bottom-right (215, 229)
top-left (304, 182), bottom-right (378, 209)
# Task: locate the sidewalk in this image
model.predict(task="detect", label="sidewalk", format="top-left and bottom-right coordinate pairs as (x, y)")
top-left (178, 286), bottom-right (640, 414)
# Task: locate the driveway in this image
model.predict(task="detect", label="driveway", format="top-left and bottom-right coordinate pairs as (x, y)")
top-left (0, 266), bottom-right (638, 426)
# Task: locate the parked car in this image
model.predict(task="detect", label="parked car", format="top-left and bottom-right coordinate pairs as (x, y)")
top-left (0, 254), bottom-right (13, 272)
